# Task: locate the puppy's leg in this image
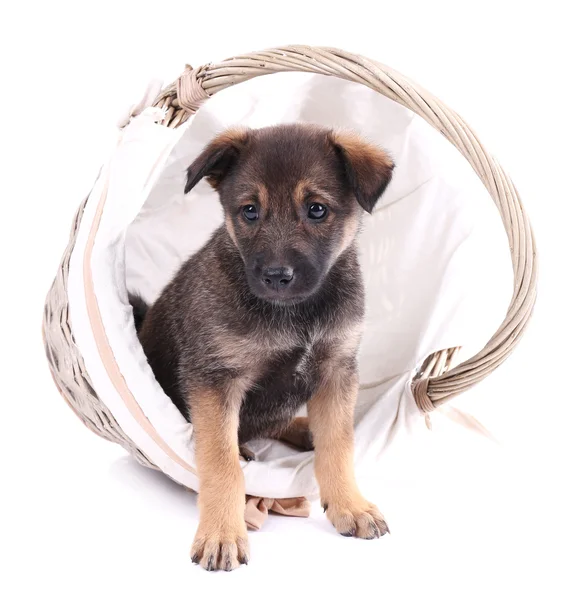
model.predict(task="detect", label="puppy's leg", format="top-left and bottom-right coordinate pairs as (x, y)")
top-left (308, 363), bottom-right (389, 539)
top-left (190, 387), bottom-right (249, 571)
top-left (278, 416), bottom-right (314, 451)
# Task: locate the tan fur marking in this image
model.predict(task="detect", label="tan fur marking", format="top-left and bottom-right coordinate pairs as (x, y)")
top-left (225, 214), bottom-right (238, 247)
top-left (278, 416), bottom-right (313, 451)
top-left (335, 211), bottom-right (360, 261)
top-left (330, 129), bottom-right (394, 178)
top-left (329, 129), bottom-right (394, 213)
top-left (212, 126), bottom-right (250, 150)
top-left (190, 384), bottom-right (250, 570)
top-left (308, 361), bottom-right (389, 539)
top-left (293, 179), bottom-right (310, 207)
top-left (204, 127), bottom-right (250, 190)
top-left (294, 179), bottom-right (335, 207)
top-left (257, 182), bottom-right (270, 211)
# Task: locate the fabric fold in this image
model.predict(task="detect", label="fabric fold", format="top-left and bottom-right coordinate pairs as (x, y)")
top-left (245, 495), bottom-right (311, 530)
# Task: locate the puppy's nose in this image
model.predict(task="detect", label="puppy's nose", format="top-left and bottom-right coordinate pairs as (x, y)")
top-left (262, 266), bottom-right (294, 289)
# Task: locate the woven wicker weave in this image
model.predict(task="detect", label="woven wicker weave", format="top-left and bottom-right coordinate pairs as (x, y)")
top-left (43, 45), bottom-right (537, 467)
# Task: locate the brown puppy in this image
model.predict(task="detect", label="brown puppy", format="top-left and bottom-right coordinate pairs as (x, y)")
top-left (131, 124), bottom-right (394, 571)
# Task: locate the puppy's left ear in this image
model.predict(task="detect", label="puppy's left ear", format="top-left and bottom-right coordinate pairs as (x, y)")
top-left (329, 131), bottom-right (394, 213)
top-left (185, 127), bottom-right (250, 194)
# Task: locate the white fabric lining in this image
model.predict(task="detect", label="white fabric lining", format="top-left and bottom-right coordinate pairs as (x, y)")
top-left (67, 72), bottom-right (512, 498)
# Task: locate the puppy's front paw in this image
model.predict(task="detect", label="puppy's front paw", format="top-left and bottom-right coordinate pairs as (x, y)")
top-left (191, 523), bottom-right (249, 571)
top-left (324, 497), bottom-right (389, 539)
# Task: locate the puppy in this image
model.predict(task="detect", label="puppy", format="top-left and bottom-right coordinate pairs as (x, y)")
top-left (131, 124), bottom-right (394, 571)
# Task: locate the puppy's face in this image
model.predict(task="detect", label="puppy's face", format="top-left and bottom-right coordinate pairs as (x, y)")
top-left (185, 124), bottom-right (394, 304)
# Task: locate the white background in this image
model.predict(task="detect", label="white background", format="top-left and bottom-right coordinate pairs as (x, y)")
top-left (1, 1), bottom-right (570, 598)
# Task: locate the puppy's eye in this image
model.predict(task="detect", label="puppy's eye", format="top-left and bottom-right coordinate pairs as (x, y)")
top-left (242, 205), bottom-right (259, 221)
top-left (308, 203), bottom-right (327, 220)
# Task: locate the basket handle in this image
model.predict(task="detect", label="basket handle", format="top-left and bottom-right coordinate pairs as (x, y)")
top-left (152, 45), bottom-right (537, 413)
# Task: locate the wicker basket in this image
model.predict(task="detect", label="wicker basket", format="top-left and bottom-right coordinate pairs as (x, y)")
top-left (43, 45), bottom-right (537, 472)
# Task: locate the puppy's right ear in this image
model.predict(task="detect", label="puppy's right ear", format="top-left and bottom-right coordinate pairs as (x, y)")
top-left (185, 127), bottom-right (250, 194)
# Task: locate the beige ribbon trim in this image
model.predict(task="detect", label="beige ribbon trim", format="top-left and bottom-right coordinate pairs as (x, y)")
top-left (437, 405), bottom-right (500, 443)
top-left (244, 496), bottom-right (311, 531)
top-left (83, 171), bottom-right (198, 475)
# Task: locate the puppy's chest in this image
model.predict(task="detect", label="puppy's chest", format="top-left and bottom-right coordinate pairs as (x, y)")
top-left (267, 340), bottom-right (319, 381)
top-left (234, 321), bottom-right (351, 441)
top-left (222, 318), bottom-right (324, 368)
top-left (218, 309), bottom-right (353, 387)
top-left (240, 342), bottom-right (320, 433)
top-left (240, 325), bottom-right (321, 388)
top-left (256, 325), bottom-right (327, 376)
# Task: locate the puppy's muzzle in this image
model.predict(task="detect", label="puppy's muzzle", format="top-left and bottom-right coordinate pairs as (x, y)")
top-left (262, 266), bottom-right (294, 291)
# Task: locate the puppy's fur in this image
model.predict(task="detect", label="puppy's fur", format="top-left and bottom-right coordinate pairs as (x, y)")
top-left (132, 124), bottom-right (394, 571)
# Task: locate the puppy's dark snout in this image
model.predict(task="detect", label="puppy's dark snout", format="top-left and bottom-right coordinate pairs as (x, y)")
top-left (262, 266), bottom-right (294, 290)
